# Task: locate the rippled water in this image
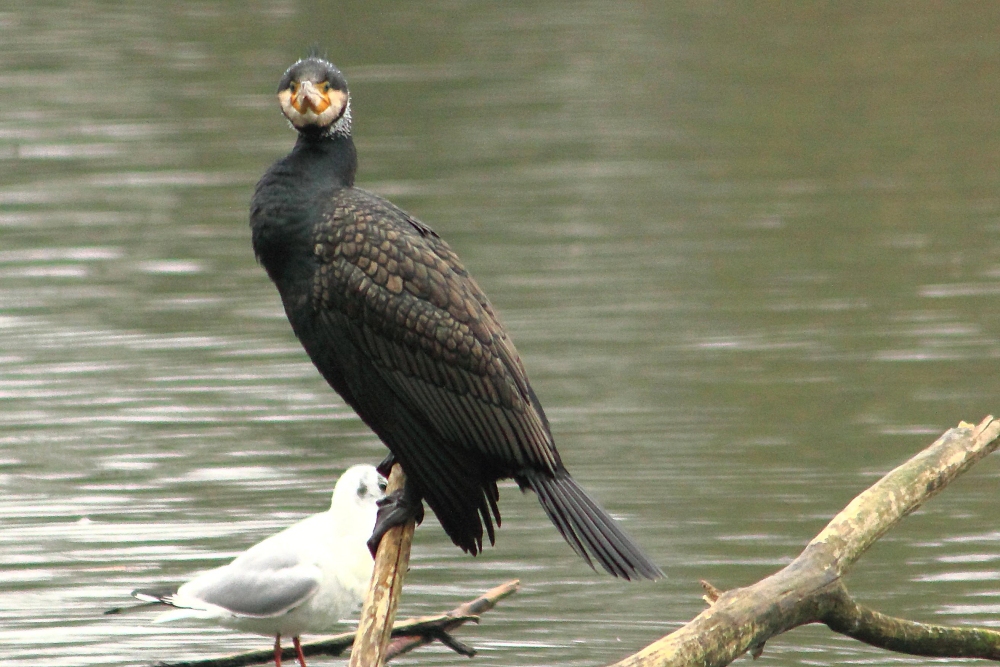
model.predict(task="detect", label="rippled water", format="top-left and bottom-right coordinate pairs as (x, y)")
top-left (2, 3), bottom-right (999, 666)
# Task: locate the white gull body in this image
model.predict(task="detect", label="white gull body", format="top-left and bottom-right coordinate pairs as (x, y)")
top-left (134, 464), bottom-right (385, 663)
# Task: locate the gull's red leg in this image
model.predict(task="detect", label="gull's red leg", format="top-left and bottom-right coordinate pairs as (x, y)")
top-left (293, 636), bottom-right (307, 667)
top-left (274, 634), bottom-right (283, 667)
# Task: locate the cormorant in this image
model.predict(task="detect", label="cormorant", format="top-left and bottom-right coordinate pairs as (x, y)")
top-left (250, 57), bottom-right (662, 580)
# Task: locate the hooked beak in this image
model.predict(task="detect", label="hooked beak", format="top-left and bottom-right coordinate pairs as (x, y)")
top-left (291, 81), bottom-right (332, 115)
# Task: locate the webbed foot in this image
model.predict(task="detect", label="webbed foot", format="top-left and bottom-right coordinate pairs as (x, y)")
top-left (367, 484), bottom-right (424, 557)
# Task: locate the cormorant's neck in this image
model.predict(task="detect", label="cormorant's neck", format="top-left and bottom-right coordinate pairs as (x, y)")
top-left (292, 130), bottom-right (357, 188)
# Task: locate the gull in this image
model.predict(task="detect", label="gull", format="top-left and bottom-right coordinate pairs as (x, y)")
top-left (114, 464), bottom-right (386, 667)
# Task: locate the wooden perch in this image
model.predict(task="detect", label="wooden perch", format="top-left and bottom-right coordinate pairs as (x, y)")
top-left (350, 463), bottom-right (415, 667)
top-left (609, 415), bottom-right (1000, 667)
top-left (152, 580), bottom-right (519, 667)
top-left (381, 579), bottom-right (520, 660)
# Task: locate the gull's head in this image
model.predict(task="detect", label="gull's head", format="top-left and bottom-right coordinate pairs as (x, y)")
top-left (331, 464), bottom-right (386, 516)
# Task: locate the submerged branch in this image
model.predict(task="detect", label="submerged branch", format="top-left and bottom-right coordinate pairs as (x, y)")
top-left (823, 583), bottom-right (1000, 660)
top-left (609, 416), bottom-right (1000, 667)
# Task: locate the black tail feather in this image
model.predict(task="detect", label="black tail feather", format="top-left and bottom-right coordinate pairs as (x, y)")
top-left (525, 470), bottom-right (663, 581)
top-left (533, 475), bottom-right (594, 567)
top-left (559, 480), bottom-right (634, 578)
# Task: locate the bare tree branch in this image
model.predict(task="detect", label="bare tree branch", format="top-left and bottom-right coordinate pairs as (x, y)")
top-left (350, 463), bottom-right (415, 667)
top-left (823, 583), bottom-right (1000, 659)
top-left (609, 416), bottom-right (1000, 667)
top-left (382, 579), bottom-right (520, 660)
top-left (151, 580), bottom-right (520, 667)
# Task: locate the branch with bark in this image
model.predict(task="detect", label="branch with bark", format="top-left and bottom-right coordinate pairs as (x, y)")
top-left (350, 463), bottom-right (415, 667)
top-left (152, 580), bottom-right (519, 667)
top-left (609, 416), bottom-right (1000, 667)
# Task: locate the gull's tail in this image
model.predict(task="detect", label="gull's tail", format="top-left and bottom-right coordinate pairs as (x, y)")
top-left (103, 588), bottom-right (176, 615)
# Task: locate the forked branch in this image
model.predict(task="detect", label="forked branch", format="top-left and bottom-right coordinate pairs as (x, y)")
top-left (609, 416), bottom-right (1000, 667)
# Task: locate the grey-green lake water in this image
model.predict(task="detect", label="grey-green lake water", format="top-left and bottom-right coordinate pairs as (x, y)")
top-left (2, 3), bottom-right (999, 666)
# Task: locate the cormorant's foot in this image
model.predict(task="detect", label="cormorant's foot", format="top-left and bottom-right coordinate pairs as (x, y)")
top-left (367, 488), bottom-right (424, 557)
top-left (375, 452), bottom-right (396, 478)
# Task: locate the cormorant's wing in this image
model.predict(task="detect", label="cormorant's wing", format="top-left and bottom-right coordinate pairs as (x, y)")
top-left (311, 188), bottom-right (560, 476)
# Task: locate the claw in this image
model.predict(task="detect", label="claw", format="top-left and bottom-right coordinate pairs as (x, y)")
top-left (367, 486), bottom-right (424, 557)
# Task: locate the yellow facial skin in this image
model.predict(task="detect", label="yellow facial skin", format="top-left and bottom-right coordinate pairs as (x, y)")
top-left (278, 80), bottom-right (348, 130)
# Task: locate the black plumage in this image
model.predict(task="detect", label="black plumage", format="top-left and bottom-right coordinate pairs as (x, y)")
top-left (250, 57), bottom-right (662, 580)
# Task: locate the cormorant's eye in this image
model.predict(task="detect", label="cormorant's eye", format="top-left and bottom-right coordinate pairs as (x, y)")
top-left (318, 82), bottom-right (330, 93)
top-left (289, 82), bottom-right (299, 94)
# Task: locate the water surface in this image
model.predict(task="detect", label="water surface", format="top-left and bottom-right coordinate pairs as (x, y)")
top-left (1, 3), bottom-right (999, 666)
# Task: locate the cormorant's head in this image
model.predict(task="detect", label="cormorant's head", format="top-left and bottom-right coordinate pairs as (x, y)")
top-left (277, 57), bottom-right (351, 138)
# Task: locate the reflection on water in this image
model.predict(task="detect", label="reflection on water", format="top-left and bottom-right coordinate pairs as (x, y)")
top-left (2, 2), bottom-right (999, 666)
